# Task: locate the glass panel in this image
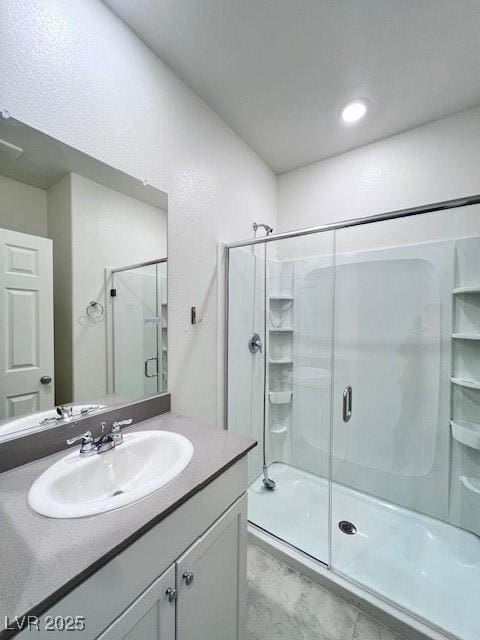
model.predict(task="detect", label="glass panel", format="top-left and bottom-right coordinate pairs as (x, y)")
top-left (227, 244), bottom-right (266, 484)
top-left (331, 207), bottom-right (480, 640)
top-left (228, 231), bottom-right (334, 564)
top-left (113, 263), bottom-right (160, 399)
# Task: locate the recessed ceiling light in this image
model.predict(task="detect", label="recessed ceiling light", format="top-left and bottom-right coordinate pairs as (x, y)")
top-left (340, 99), bottom-right (369, 124)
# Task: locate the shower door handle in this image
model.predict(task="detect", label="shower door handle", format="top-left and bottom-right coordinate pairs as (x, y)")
top-left (144, 357), bottom-right (158, 378)
top-left (343, 386), bottom-right (352, 422)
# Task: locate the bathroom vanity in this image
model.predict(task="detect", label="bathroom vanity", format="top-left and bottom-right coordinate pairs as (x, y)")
top-left (0, 412), bottom-right (255, 640)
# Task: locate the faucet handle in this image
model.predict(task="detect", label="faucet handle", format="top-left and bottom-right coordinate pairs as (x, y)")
top-left (66, 430), bottom-right (97, 456)
top-left (66, 430), bottom-right (93, 446)
top-left (111, 419), bottom-right (133, 430)
top-left (110, 418), bottom-right (132, 445)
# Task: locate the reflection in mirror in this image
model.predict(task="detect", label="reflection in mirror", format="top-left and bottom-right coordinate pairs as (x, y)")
top-left (0, 117), bottom-right (168, 443)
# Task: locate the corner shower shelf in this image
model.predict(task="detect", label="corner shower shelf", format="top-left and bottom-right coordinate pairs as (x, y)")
top-left (269, 295), bottom-right (294, 301)
top-left (450, 376), bottom-right (480, 390)
top-left (269, 391), bottom-right (293, 404)
top-left (460, 476), bottom-right (480, 496)
top-left (451, 420), bottom-right (480, 449)
top-left (452, 333), bottom-right (480, 340)
top-left (269, 358), bottom-right (293, 365)
top-left (453, 286), bottom-right (480, 294)
top-left (270, 425), bottom-right (288, 435)
top-left (269, 327), bottom-right (293, 332)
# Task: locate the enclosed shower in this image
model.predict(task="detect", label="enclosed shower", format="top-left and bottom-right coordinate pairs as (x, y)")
top-left (226, 199), bottom-right (480, 640)
top-left (111, 258), bottom-right (168, 398)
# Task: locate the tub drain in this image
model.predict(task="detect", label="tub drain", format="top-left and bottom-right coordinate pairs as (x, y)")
top-left (338, 520), bottom-right (357, 535)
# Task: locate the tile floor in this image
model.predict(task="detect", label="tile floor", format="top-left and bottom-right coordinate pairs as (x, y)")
top-left (247, 544), bottom-right (405, 640)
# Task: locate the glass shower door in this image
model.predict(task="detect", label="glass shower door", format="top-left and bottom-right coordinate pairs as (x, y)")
top-left (330, 209), bottom-right (480, 639)
top-left (112, 261), bottom-right (166, 399)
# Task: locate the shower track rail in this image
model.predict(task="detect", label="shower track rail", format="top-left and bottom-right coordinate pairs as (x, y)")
top-left (223, 193), bottom-right (480, 250)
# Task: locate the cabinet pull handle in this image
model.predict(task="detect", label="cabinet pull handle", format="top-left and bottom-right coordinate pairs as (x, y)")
top-left (165, 587), bottom-right (177, 602)
top-left (183, 571), bottom-right (194, 585)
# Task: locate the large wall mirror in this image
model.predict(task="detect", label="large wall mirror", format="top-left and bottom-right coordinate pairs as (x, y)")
top-left (0, 117), bottom-right (168, 443)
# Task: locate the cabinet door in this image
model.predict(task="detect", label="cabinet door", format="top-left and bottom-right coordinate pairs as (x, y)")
top-left (176, 495), bottom-right (247, 640)
top-left (96, 564), bottom-right (175, 640)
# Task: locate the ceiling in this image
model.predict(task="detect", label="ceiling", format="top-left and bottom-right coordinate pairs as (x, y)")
top-left (103, 0), bottom-right (480, 174)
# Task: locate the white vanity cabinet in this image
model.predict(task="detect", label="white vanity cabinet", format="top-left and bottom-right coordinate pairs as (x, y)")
top-left (97, 496), bottom-right (246, 640)
top-left (176, 495), bottom-right (247, 640)
top-left (17, 459), bottom-right (249, 640)
top-left (96, 566), bottom-right (176, 640)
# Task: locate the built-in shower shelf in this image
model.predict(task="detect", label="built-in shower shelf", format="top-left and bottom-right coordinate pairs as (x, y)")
top-left (269, 390), bottom-right (293, 404)
top-left (452, 333), bottom-right (480, 340)
top-left (269, 295), bottom-right (293, 301)
top-left (270, 425), bottom-right (288, 435)
top-left (460, 476), bottom-right (480, 496)
top-left (269, 327), bottom-right (293, 332)
top-left (453, 286), bottom-right (480, 294)
top-left (451, 420), bottom-right (480, 449)
top-left (269, 358), bottom-right (293, 365)
top-left (450, 376), bottom-right (480, 390)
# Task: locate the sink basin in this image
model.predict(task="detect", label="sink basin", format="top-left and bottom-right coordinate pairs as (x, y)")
top-left (28, 430), bottom-right (194, 518)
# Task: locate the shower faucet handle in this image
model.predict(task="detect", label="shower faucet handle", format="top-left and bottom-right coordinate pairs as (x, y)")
top-left (249, 333), bottom-right (263, 353)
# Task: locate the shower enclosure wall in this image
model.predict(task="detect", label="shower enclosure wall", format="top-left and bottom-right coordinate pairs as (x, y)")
top-left (226, 202), bottom-right (480, 640)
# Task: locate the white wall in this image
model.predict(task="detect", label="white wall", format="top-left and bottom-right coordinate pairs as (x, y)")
top-left (0, 174), bottom-right (47, 236)
top-left (0, 0), bottom-right (277, 426)
top-left (70, 173), bottom-right (167, 401)
top-left (278, 106), bottom-right (480, 232)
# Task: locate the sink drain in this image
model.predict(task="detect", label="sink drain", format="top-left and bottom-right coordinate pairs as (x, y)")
top-left (112, 490), bottom-right (124, 497)
top-left (338, 520), bottom-right (357, 535)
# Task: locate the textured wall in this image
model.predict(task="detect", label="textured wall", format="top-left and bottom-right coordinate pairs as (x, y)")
top-left (278, 106), bottom-right (480, 230)
top-left (0, 0), bottom-right (277, 426)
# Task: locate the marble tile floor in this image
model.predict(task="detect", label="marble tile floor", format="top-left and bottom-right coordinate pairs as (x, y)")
top-left (247, 544), bottom-right (406, 640)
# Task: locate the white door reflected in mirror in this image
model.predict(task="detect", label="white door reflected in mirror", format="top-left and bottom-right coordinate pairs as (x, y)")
top-left (0, 228), bottom-right (54, 419)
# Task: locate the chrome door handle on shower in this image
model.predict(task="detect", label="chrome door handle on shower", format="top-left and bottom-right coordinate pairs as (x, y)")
top-left (343, 386), bottom-right (352, 422)
top-left (144, 357), bottom-right (158, 378)
top-left (249, 333), bottom-right (262, 353)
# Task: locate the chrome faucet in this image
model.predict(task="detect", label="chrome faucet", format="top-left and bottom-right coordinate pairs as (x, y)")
top-left (66, 419), bottom-right (132, 457)
top-left (56, 405), bottom-right (73, 419)
top-left (110, 419), bottom-right (132, 445)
